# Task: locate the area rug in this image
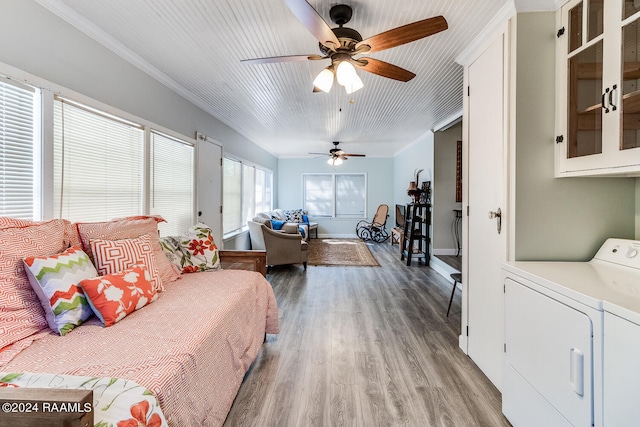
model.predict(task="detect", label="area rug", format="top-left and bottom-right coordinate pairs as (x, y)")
top-left (307, 238), bottom-right (380, 267)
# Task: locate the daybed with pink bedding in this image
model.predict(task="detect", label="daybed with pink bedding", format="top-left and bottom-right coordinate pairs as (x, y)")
top-left (0, 216), bottom-right (278, 426)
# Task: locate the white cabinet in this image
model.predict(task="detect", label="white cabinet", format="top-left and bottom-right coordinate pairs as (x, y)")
top-left (556, 0), bottom-right (640, 176)
top-left (603, 312), bottom-right (640, 426)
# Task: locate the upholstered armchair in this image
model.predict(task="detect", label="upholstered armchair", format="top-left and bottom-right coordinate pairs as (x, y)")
top-left (248, 218), bottom-right (307, 271)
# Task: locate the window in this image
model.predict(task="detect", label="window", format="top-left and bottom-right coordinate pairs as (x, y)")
top-left (0, 70), bottom-right (198, 230)
top-left (303, 173), bottom-right (366, 218)
top-left (53, 97), bottom-right (144, 222)
top-left (0, 78), bottom-right (39, 219)
top-left (149, 131), bottom-right (194, 236)
top-left (223, 157), bottom-right (272, 235)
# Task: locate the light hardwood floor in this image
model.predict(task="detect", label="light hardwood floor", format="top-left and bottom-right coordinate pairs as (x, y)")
top-left (224, 241), bottom-right (511, 427)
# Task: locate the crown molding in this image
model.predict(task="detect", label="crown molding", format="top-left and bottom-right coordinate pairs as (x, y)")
top-left (456, 0), bottom-right (561, 66)
top-left (455, 1), bottom-right (516, 66)
top-left (33, 0), bottom-right (276, 155)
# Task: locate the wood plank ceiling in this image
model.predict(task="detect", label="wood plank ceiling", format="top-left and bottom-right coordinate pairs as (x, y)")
top-left (37, 0), bottom-right (514, 157)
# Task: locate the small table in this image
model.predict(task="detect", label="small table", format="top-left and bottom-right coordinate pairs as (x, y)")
top-left (391, 226), bottom-right (404, 248)
top-left (308, 222), bottom-right (318, 238)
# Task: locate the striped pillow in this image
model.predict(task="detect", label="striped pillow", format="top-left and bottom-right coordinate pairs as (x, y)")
top-left (90, 235), bottom-right (162, 293)
top-left (23, 246), bottom-right (97, 336)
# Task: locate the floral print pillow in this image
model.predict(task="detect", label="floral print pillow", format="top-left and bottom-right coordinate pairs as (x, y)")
top-left (159, 235), bottom-right (183, 270)
top-left (79, 264), bottom-right (157, 327)
top-left (178, 223), bottom-right (221, 273)
top-left (0, 372), bottom-right (167, 426)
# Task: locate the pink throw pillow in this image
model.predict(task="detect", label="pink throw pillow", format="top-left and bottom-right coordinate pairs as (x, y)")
top-left (90, 235), bottom-right (162, 293)
top-left (76, 217), bottom-right (180, 290)
top-left (79, 265), bottom-right (156, 327)
top-left (0, 219), bottom-right (68, 348)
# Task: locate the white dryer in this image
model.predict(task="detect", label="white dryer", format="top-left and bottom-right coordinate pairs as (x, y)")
top-left (501, 238), bottom-right (640, 427)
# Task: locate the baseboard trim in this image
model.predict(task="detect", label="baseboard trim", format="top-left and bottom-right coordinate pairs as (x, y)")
top-left (316, 234), bottom-right (359, 239)
top-left (433, 248), bottom-right (458, 256)
top-left (430, 256), bottom-right (459, 281)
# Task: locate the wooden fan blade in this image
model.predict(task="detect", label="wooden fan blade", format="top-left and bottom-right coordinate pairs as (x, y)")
top-left (309, 152), bottom-right (329, 155)
top-left (356, 16), bottom-right (448, 53)
top-left (285, 0), bottom-right (340, 49)
top-left (242, 54), bottom-right (326, 64)
top-left (343, 154), bottom-right (366, 157)
top-left (354, 58), bottom-right (416, 82)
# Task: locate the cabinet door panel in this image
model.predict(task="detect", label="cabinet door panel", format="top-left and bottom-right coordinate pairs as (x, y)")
top-left (621, 17), bottom-right (640, 150)
top-left (568, 41), bottom-right (603, 158)
top-left (505, 279), bottom-right (593, 426)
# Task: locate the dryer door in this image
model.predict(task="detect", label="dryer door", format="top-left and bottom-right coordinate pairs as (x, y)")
top-left (504, 278), bottom-right (593, 426)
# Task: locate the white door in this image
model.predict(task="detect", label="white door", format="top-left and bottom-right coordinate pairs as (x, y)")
top-left (465, 32), bottom-right (508, 389)
top-left (197, 139), bottom-right (223, 248)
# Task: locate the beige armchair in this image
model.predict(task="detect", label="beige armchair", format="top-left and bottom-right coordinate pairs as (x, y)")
top-left (248, 219), bottom-right (307, 271)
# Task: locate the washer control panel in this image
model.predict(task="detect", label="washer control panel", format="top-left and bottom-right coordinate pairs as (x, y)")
top-left (594, 239), bottom-right (640, 270)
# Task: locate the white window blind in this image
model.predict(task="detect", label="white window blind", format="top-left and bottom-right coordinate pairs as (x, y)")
top-left (0, 79), bottom-right (38, 219)
top-left (150, 131), bottom-right (194, 236)
top-left (303, 173), bottom-right (366, 218)
top-left (223, 157), bottom-right (242, 234)
top-left (336, 174), bottom-right (366, 217)
top-left (303, 174), bottom-right (333, 217)
top-left (255, 168), bottom-right (272, 214)
top-left (242, 164), bottom-right (255, 226)
top-left (223, 157), bottom-right (272, 235)
top-left (53, 98), bottom-right (144, 222)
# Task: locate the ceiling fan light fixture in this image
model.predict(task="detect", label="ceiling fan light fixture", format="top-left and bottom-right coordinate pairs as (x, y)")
top-left (345, 74), bottom-right (364, 94)
top-left (336, 61), bottom-right (357, 86)
top-left (327, 156), bottom-right (343, 166)
top-left (313, 67), bottom-right (334, 93)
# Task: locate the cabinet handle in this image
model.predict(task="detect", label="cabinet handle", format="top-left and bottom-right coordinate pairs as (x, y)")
top-left (602, 88), bottom-right (610, 114)
top-left (609, 84), bottom-right (618, 111)
top-left (570, 348), bottom-right (584, 397)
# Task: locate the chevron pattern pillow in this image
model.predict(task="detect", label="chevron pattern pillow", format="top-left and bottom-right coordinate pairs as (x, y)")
top-left (23, 246), bottom-right (98, 336)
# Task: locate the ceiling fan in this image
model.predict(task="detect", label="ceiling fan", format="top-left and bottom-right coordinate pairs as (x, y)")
top-left (311, 141), bottom-right (365, 165)
top-left (241, 0), bottom-right (448, 93)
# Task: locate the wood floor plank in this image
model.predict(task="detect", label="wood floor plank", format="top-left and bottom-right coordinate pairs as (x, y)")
top-left (223, 241), bottom-right (511, 427)
top-left (330, 383), bottom-right (361, 427)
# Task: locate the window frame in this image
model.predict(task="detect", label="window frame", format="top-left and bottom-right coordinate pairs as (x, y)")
top-left (302, 172), bottom-right (367, 219)
top-left (0, 65), bottom-right (198, 228)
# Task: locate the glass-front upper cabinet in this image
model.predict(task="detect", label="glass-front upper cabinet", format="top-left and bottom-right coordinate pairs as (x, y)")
top-left (556, 0), bottom-right (640, 176)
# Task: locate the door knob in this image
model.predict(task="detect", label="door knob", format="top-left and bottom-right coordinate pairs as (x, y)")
top-left (488, 208), bottom-right (502, 234)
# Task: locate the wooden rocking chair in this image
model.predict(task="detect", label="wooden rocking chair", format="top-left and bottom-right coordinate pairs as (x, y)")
top-left (356, 204), bottom-right (390, 242)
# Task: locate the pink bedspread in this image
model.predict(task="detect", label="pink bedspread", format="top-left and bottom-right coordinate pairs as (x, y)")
top-left (1, 270), bottom-right (279, 426)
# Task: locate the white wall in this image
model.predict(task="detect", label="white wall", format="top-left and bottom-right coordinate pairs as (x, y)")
top-left (433, 123), bottom-right (463, 253)
top-left (637, 179), bottom-right (640, 240)
top-left (394, 132), bottom-right (435, 207)
top-left (513, 12), bottom-right (636, 261)
top-left (393, 131), bottom-right (435, 256)
top-left (278, 157), bottom-right (394, 237)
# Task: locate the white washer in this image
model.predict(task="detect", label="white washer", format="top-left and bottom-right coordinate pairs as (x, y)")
top-left (501, 239), bottom-right (640, 427)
